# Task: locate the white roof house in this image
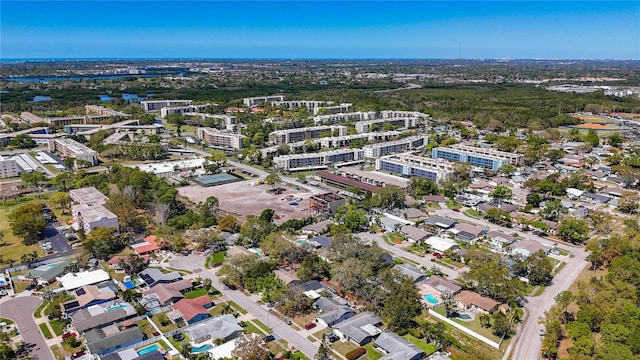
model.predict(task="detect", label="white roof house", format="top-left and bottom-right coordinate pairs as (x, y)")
top-left (58, 269), bottom-right (110, 290)
top-left (424, 236), bottom-right (459, 253)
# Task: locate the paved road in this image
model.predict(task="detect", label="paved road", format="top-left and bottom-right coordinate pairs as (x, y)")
top-left (169, 255), bottom-right (319, 359)
top-left (357, 232), bottom-right (461, 279)
top-left (43, 224), bottom-right (72, 255)
top-left (0, 296), bottom-right (54, 360)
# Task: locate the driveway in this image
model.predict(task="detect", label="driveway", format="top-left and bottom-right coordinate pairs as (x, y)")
top-left (43, 224), bottom-right (72, 255)
top-left (0, 296), bottom-right (54, 360)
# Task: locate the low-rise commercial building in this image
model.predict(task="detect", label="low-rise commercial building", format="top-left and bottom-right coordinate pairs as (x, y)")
top-left (48, 138), bottom-right (98, 166)
top-left (363, 135), bottom-right (428, 158)
top-left (375, 153), bottom-right (455, 183)
top-left (197, 127), bottom-right (245, 150)
top-left (269, 125), bottom-right (347, 144)
top-left (273, 148), bottom-right (364, 171)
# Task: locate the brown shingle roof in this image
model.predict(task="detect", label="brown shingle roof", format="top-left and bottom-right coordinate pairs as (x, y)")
top-left (454, 290), bottom-right (500, 312)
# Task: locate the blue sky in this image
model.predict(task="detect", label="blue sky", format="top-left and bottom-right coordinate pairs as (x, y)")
top-left (2, 1), bottom-right (639, 59)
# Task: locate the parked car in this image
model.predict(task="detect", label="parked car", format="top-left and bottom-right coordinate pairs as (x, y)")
top-left (62, 332), bottom-right (77, 340)
top-left (433, 253), bottom-right (443, 259)
top-left (283, 318), bottom-right (293, 325)
top-left (304, 322), bottom-right (317, 330)
top-left (325, 333), bottom-right (339, 342)
top-left (262, 334), bottom-right (275, 343)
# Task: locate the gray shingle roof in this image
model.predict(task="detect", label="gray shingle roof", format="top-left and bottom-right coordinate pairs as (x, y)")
top-left (376, 332), bottom-right (424, 360)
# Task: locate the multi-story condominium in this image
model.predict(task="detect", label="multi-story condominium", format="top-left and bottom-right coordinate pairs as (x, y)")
top-left (160, 104), bottom-right (210, 118)
top-left (273, 148), bottom-right (365, 172)
top-left (84, 105), bottom-right (130, 118)
top-left (335, 167), bottom-right (409, 189)
top-left (376, 153), bottom-right (455, 183)
top-left (0, 155), bottom-right (20, 178)
top-left (431, 146), bottom-right (510, 171)
top-left (141, 100), bottom-right (192, 112)
top-left (316, 131), bottom-right (400, 149)
top-left (363, 135), bottom-right (428, 158)
top-left (380, 110), bottom-right (430, 120)
top-left (69, 187), bottom-right (118, 234)
top-left (313, 103), bottom-right (353, 115)
top-left (48, 138), bottom-right (98, 166)
top-left (269, 126), bottom-right (347, 145)
top-left (197, 127), bottom-right (245, 150)
top-left (20, 112), bottom-right (46, 124)
top-left (184, 113), bottom-right (236, 130)
top-left (243, 95), bottom-right (285, 107)
top-left (313, 111), bottom-right (377, 124)
top-left (355, 117), bottom-right (421, 133)
top-left (447, 144), bottom-right (524, 166)
top-left (271, 100), bottom-right (328, 110)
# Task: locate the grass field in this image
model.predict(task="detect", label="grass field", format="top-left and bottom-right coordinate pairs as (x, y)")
top-left (39, 323), bottom-right (53, 339)
top-left (50, 319), bottom-right (64, 336)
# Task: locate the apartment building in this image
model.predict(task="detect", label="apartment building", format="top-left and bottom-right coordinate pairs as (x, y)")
top-left (20, 112), bottom-right (46, 124)
top-left (313, 111), bottom-right (377, 124)
top-left (431, 144), bottom-right (523, 170)
top-left (141, 100), bottom-right (192, 112)
top-left (269, 125), bottom-right (347, 145)
top-left (69, 187), bottom-right (118, 234)
top-left (380, 110), bottom-right (430, 120)
top-left (184, 113), bottom-right (236, 130)
top-left (363, 135), bottom-right (428, 158)
top-left (271, 100), bottom-right (328, 110)
top-left (355, 117), bottom-right (420, 133)
top-left (197, 127), bottom-right (245, 150)
top-left (314, 103), bottom-right (353, 115)
top-left (376, 153), bottom-right (455, 183)
top-left (0, 155), bottom-right (20, 178)
top-left (48, 138), bottom-right (98, 166)
top-left (85, 105), bottom-right (130, 118)
top-left (160, 104), bottom-right (210, 118)
top-left (317, 131), bottom-right (401, 149)
top-left (273, 148), bottom-right (365, 172)
top-left (335, 167), bottom-right (409, 189)
top-left (242, 95), bottom-right (285, 107)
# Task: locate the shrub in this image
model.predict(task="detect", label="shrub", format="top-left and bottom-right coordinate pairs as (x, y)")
top-left (345, 347), bottom-right (366, 360)
top-left (397, 328), bottom-right (410, 336)
top-left (409, 328), bottom-right (424, 339)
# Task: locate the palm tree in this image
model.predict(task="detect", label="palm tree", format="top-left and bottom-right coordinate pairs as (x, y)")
top-left (479, 313), bottom-right (492, 328)
top-left (264, 173), bottom-right (282, 190)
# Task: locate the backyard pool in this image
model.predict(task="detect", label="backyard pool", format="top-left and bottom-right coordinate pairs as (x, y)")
top-left (106, 304), bottom-right (128, 311)
top-left (137, 344), bottom-right (160, 355)
top-left (123, 281), bottom-right (135, 289)
top-left (191, 344), bottom-right (213, 353)
top-left (248, 248), bottom-right (263, 256)
top-left (455, 313), bottom-right (472, 320)
top-left (423, 294), bottom-right (440, 304)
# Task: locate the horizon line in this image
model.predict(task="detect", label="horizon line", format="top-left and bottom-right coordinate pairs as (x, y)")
top-left (2, 57), bottom-right (640, 62)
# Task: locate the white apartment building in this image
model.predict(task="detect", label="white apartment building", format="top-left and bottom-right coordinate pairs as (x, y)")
top-left (84, 105), bottom-right (130, 118)
top-left (355, 117), bottom-right (421, 133)
top-left (273, 149), bottom-right (365, 172)
top-left (363, 135), bottom-right (429, 158)
top-left (448, 144), bottom-right (524, 166)
top-left (271, 100), bottom-right (328, 110)
top-left (380, 110), bottom-right (430, 120)
top-left (197, 127), bottom-right (245, 150)
top-left (243, 95), bottom-right (285, 107)
top-left (20, 112), bottom-right (46, 124)
top-left (313, 103), bottom-right (353, 115)
top-left (141, 100), bottom-right (192, 112)
top-left (160, 104), bottom-right (210, 118)
top-left (376, 153), bottom-right (455, 183)
top-left (69, 187), bottom-right (118, 234)
top-left (184, 113), bottom-right (237, 130)
top-left (48, 138), bottom-right (98, 166)
top-left (313, 111), bottom-right (377, 124)
top-left (269, 126), bottom-right (348, 145)
top-left (0, 155), bottom-right (20, 178)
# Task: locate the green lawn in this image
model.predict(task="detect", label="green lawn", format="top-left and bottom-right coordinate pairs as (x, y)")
top-left (150, 313), bottom-right (179, 333)
top-left (331, 340), bottom-right (358, 357)
top-left (251, 319), bottom-right (271, 334)
top-left (137, 319), bottom-right (156, 339)
top-left (364, 343), bottom-right (383, 360)
top-left (167, 332), bottom-right (190, 350)
top-left (464, 209), bottom-right (482, 218)
top-left (403, 334), bottom-right (438, 355)
top-left (229, 301), bottom-right (247, 315)
top-left (211, 251), bottom-right (225, 264)
top-left (39, 323), bottom-right (53, 339)
top-left (434, 307), bottom-right (502, 343)
top-left (0, 318), bottom-right (14, 325)
top-left (183, 288), bottom-right (208, 299)
top-left (50, 319), bottom-right (64, 336)
top-left (244, 322), bottom-right (268, 336)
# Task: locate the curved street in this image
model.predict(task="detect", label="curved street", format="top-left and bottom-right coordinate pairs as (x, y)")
top-left (0, 296), bottom-right (54, 360)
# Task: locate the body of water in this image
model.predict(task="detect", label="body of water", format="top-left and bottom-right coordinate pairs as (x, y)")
top-left (3, 74), bottom-right (158, 83)
top-left (29, 96), bottom-right (52, 103)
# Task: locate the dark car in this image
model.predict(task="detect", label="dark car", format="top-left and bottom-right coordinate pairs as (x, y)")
top-left (304, 322), bottom-right (317, 330)
top-left (262, 334), bottom-right (275, 343)
top-left (452, 208), bottom-right (460, 212)
top-left (325, 332), bottom-right (339, 342)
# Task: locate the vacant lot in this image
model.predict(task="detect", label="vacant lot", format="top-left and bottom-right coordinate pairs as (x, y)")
top-left (178, 182), bottom-right (313, 223)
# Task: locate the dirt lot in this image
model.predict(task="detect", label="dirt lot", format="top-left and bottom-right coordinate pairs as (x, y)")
top-left (177, 181), bottom-right (313, 223)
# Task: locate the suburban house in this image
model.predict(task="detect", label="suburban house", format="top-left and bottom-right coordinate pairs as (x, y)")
top-left (170, 295), bottom-right (214, 325)
top-left (314, 297), bottom-right (355, 328)
top-left (58, 269), bottom-right (111, 291)
top-left (108, 255), bottom-right (149, 271)
top-left (487, 231), bottom-right (517, 250)
top-left (61, 285), bottom-right (117, 315)
top-left (138, 268), bottom-right (182, 288)
top-left (511, 240), bottom-right (550, 259)
top-left (273, 269), bottom-right (302, 287)
top-left (451, 223), bottom-right (485, 243)
top-left (375, 332), bottom-right (425, 360)
top-left (185, 314), bottom-right (243, 344)
top-left (424, 216), bottom-right (457, 230)
top-left (423, 195), bottom-right (447, 204)
top-left (72, 304), bottom-right (137, 334)
top-left (26, 261), bottom-right (70, 284)
top-left (478, 202), bottom-right (519, 213)
top-left (310, 235), bottom-right (332, 249)
top-left (424, 236), bottom-right (459, 253)
top-left (130, 235), bottom-right (161, 256)
top-left (454, 290), bottom-right (501, 314)
top-left (393, 263), bottom-right (428, 283)
top-left (400, 225), bottom-right (430, 243)
top-left (140, 279), bottom-right (194, 307)
top-left (422, 276), bottom-right (462, 296)
top-left (332, 312), bottom-right (382, 345)
top-left (102, 349), bottom-right (164, 360)
top-left (85, 327), bottom-right (144, 355)
top-left (401, 208), bottom-right (428, 222)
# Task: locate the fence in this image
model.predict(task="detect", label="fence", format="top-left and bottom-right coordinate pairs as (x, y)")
top-left (428, 309), bottom-right (500, 349)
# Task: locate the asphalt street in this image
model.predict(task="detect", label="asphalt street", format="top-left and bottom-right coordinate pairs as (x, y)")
top-left (0, 296), bottom-right (54, 360)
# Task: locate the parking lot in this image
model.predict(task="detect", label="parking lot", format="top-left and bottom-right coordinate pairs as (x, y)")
top-left (177, 181), bottom-right (313, 223)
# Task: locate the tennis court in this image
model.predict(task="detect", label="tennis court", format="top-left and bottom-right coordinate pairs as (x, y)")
top-left (193, 172), bottom-right (244, 187)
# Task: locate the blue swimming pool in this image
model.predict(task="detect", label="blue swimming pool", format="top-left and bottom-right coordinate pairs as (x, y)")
top-left (107, 304), bottom-right (128, 311)
top-left (123, 281), bottom-right (135, 289)
top-left (191, 344), bottom-right (213, 353)
top-left (137, 344), bottom-right (160, 355)
top-left (423, 294), bottom-right (439, 304)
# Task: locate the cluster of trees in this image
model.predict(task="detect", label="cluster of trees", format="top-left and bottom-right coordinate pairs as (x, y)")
top-left (462, 248), bottom-right (527, 304)
top-left (102, 143), bottom-right (167, 161)
top-left (542, 218), bottom-right (640, 359)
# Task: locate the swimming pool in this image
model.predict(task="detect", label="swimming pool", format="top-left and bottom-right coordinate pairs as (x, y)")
top-left (137, 344), bottom-right (160, 355)
top-left (248, 248), bottom-right (263, 256)
top-left (191, 344), bottom-right (213, 353)
top-left (107, 304), bottom-right (128, 311)
top-left (123, 281), bottom-right (135, 289)
top-left (456, 313), bottom-right (472, 320)
top-left (297, 239), bottom-right (309, 245)
top-left (423, 294), bottom-right (439, 304)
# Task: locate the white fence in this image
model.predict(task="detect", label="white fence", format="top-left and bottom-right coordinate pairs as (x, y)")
top-left (428, 309), bottom-right (500, 349)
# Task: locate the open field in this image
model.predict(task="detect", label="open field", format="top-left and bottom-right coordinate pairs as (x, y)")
top-left (177, 182), bottom-right (313, 223)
